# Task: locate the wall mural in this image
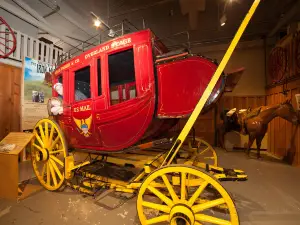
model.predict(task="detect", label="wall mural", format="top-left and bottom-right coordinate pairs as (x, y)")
top-left (22, 56), bottom-right (55, 130)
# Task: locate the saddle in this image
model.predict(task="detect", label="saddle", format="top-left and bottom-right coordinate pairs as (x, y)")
top-left (238, 107), bottom-right (262, 135)
top-left (245, 107), bottom-right (262, 119)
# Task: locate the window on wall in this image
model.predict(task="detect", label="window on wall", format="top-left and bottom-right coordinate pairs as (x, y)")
top-left (74, 66), bottom-right (91, 101)
top-left (108, 48), bottom-right (136, 105)
top-left (97, 58), bottom-right (102, 96)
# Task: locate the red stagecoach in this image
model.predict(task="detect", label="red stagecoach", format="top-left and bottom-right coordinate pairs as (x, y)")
top-left (49, 29), bottom-right (225, 151)
top-left (32, 28), bottom-right (247, 225)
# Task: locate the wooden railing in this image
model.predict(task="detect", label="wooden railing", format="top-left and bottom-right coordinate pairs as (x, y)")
top-left (0, 24), bottom-right (64, 64)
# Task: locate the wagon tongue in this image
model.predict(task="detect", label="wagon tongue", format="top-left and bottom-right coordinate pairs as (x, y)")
top-left (224, 67), bottom-right (245, 92)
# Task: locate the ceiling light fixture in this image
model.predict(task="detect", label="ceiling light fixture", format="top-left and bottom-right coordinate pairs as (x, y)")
top-left (94, 19), bottom-right (101, 27)
top-left (90, 11), bottom-right (116, 37)
top-left (220, 14), bottom-right (227, 26)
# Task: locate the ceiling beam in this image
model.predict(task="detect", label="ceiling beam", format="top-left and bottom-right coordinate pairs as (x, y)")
top-left (268, 0), bottom-right (300, 37)
top-left (109, 0), bottom-right (176, 19)
top-left (0, 0), bottom-right (80, 48)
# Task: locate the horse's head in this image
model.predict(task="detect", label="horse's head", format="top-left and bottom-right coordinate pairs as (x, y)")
top-left (221, 108), bottom-right (240, 132)
top-left (277, 99), bottom-right (299, 125)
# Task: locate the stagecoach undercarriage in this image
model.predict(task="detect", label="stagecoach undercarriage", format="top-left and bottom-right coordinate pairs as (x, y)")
top-left (31, 118), bottom-right (246, 225)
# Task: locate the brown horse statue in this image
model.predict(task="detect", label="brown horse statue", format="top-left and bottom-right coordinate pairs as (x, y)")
top-left (217, 99), bottom-right (299, 158)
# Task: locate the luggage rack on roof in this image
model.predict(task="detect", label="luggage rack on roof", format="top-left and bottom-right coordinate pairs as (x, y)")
top-left (55, 18), bottom-right (146, 66)
top-left (55, 18), bottom-right (192, 67)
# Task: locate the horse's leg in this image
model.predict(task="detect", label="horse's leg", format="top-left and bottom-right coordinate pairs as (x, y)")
top-left (256, 128), bottom-right (267, 159)
top-left (255, 136), bottom-right (263, 159)
top-left (247, 134), bottom-right (256, 157)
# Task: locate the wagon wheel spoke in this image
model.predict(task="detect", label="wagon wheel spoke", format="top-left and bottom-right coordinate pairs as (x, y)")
top-left (50, 136), bottom-right (60, 151)
top-left (48, 160), bottom-right (58, 187)
top-left (50, 159), bottom-right (63, 180)
top-left (181, 172), bottom-right (187, 200)
top-left (146, 215), bottom-right (169, 225)
top-left (34, 132), bottom-right (44, 148)
top-left (39, 125), bottom-right (46, 143)
top-left (161, 174), bottom-right (178, 202)
top-left (49, 125), bottom-right (55, 142)
top-left (195, 214), bottom-right (231, 225)
top-left (50, 155), bottom-right (64, 167)
top-left (50, 149), bottom-right (65, 154)
top-left (199, 147), bottom-right (209, 155)
top-left (192, 198), bottom-right (226, 213)
top-left (45, 122), bottom-right (49, 145)
top-left (46, 162), bottom-right (50, 185)
top-left (188, 181), bottom-right (208, 206)
top-left (142, 201), bottom-right (171, 213)
top-left (41, 163), bottom-right (46, 178)
top-left (147, 185), bottom-right (173, 207)
top-left (33, 143), bottom-right (43, 152)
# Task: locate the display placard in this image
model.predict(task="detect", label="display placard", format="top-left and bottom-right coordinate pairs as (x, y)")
top-left (21, 57), bottom-right (55, 130)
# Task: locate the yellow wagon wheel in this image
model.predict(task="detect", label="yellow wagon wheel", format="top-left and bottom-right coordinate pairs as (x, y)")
top-left (31, 118), bottom-right (67, 191)
top-left (187, 137), bottom-right (218, 167)
top-left (137, 165), bottom-right (239, 225)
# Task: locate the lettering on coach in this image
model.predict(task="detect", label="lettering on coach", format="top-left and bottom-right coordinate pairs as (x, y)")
top-left (73, 105), bottom-right (92, 112)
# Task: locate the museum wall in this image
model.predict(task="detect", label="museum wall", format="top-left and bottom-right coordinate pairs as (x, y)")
top-left (184, 40), bottom-right (268, 146)
top-left (266, 80), bottom-right (300, 166)
top-left (266, 30), bottom-right (300, 166)
top-left (0, 63), bottom-right (22, 140)
top-left (193, 39), bottom-right (267, 96)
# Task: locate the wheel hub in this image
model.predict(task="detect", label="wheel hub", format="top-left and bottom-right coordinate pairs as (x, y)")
top-left (170, 205), bottom-right (194, 225)
top-left (35, 148), bottom-right (49, 162)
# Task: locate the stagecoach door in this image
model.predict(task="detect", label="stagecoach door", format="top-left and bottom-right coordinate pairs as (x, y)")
top-left (69, 61), bottom-right (99, 146)
top-left (94, 46), bottom-right (155, 149)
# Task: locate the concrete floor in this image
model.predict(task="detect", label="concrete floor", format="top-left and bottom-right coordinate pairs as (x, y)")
top-left (1, 148), bottom-right (300, 225)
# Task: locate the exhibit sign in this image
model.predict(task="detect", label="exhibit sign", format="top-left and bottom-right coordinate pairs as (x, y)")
top-left (22, 56), bottom-right (55, 130)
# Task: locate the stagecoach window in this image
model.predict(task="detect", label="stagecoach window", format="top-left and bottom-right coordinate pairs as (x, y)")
top-left (58, 75), bottom-right (63, 84)
top-left (108, 48), bottom-right (136, 105)
top-left (97, 58), bottom-right (102, 96)
top-left (74, 66), bottom-right (91, 101)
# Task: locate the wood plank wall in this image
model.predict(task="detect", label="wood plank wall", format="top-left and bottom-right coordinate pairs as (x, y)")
top-left (0, 63), bottom-right (21, 140)
top-left (266, 79), bottom-right (300, 166)
top-left (175, 95), bottom-right (266, 145)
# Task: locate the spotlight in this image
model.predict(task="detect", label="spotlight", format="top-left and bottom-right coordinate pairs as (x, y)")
top-left (220, 14), bottom-right (227, 26)
top-left (94, 19), bottom-right (101, 27)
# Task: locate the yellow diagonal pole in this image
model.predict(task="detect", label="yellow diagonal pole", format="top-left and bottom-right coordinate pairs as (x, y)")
top-left (162, 0), bottom-right (261, 166)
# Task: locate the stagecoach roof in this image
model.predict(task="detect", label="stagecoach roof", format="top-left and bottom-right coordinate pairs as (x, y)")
top-left (53, 29), bottom-right (166, 76)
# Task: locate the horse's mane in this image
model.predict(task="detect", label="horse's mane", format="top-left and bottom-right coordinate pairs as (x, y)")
top-left (280, 99), bottom-right (292, 106)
